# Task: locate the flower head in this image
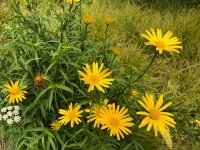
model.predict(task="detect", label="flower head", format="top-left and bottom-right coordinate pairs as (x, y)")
top-left (7, 106), bottom-right (13, 111)
top-left (0, 114), bottom-right (2, 121)
top-left (1, 107), bottom-right (7, 113)
top-left (4, 80), bottom-right (27, 104)
top-left (3, 115), bottom-right (8, 120)
top-left (85, 99), bottom-right (108, 128)
top-left (100, 103), bottom-right (134, 140)
top-left (7, 111), bottom-right (13, 117)
top-left (128, 90), bottom-right (139, 102)
top-left (13, 116), bottom-right (21, 123)
top-left (137, 93), bottom-right (176, 137)
top-left (195, 119), bottom-right (200, 126)
top-left (50, 120), bottom-right (61, 131)
top-left (66, 0), bottom-right (80, 4)
top-left (83, 13), bottom-right (94, 25)
top-left (105, 18), bottom-right (113, 25)
top-left (59, 103), bottom-right (83, 127)
top-left (34, 73), bottom-right (45, 89)
top-left (7, 118), bottom-right (13, 125)
top-left (112, 49), bottom-right (122, 56)
top-left (78, 62), bottom-right (114, 93)
top-left (13, 110), bottom-right (19, 115)
top-left (141, 29), bottom-right (183, 54)
top-left (14, 105), bottom-right (20, 111)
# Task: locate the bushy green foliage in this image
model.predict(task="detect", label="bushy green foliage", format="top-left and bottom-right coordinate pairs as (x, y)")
top-left (0, 0), bottom-right (199, 150)
top-left (0, 0), bottom-right (149, 149)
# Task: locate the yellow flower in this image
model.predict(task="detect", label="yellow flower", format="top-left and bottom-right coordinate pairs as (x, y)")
top-left (78, 62), bottom-right (114, 93)
top-left (85, 99), bottom-right (108, 128)
top-left (137, 93), bottom-right (176, 137)
top-left (128, 90), bottom-right (139, 102)
top-left (83, 13), bottom-right (94, 25)
top-left (141, 29), bottom-right (183, 54)
top-left (66, 0), bottom-right (80, 4)
top-left (4, 80), bottom-right (27, 104)
top-left (34, 73), bottom-right (45, 88)
top-left (105, 18), bottom-right (113, 25)
top-left (50, 120), bottom-right (61, 131)
top-left (59, 103), bottom-right (83, 127)
top-left (100, 103), bottom-right (134, 140)
top-left (112, 49), bottom-right (122, 56)
top-left (131, 90), bottom-right (139, 96)
top-left (195, 119), bottom-right (200, 126)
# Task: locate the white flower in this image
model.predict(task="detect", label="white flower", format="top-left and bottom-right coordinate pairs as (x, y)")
top-left (7, 111), bottom-right (13, 116)
top-left (3, 115), bottom-right (8, 120)
top-left (7, 106), bottom-right (13, 111)
top-left (14, 105), bottom-right (20, 111)
top-left (13, 110), bottom-right (19, 115)
top-left (7, 118), bottom-right (13, 125)
top-left (1, 107), bottom-right (7, 113)
top-left (14, 116), bottom-right (21, 123)
top-left (0, 114), bottom-right (2, 121)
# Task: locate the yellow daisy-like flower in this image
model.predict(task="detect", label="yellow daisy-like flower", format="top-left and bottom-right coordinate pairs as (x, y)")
top-left (137, 93), bottom-right (176, 137)
top-left (59, 103), bottom-right (83, 127)
top-left (141, 28), bottom-right (183, 54)
top-left (85, 99), bottom-right (108, 128)
top-left (78, 62), bottom-right (114, 93)
top-left (50, 120), bottom-right (61, 131)
top-left (100, 103), bottom-right (134, 140)
top-left (82, 13), bottom-right (94, 25)
top-left (66, 0), bottom-right (80, 4)
top-left (4, 80), bottom-right (27, 104)
top-left (195, 119), bottom-right (200, 126)
top-left (105, 18), bottom-right (113, 25)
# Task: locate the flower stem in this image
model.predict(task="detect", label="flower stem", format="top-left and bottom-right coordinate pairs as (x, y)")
top-left (109, 52), bottom-right (157, 100)
top-left (132, 52), bottom-right (158, 83)
top-left (81, 24), bottom-right (88, 51)
top-left (104, 25), bottom-right (109, 58)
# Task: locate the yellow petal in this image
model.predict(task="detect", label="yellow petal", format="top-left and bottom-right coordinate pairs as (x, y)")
top-left (159, 102), bottom-right (172, 112)
top-left (136, 111), bottom-right (149, 116)
top-left (155, 95), bottom-right (163, 110)
top-left (139, 117), bottom-right (150, 128)
top-left (138, 100), bottom-right (149, 111)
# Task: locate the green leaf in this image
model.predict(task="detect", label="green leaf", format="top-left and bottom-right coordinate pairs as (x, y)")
top-left (54, 84), bottom-right (74, 94)
top-left (34, 85), bottom-right (55, 103)
top-left (48, 89), bottom-right (54, 110)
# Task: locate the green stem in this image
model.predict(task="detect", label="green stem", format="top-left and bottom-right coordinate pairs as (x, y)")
top-left (109, 52), bottom-right (157, 100)
top-left (80, 0), bottom-right (82, 27)
top-left (104, 25), bottom-right (109, 59)
top-left (132, 52), bottom-right (158, 83)
top-left (81, 24), bottom-right (88, 51)
top-left (69, 2), bottom-right (73, 12)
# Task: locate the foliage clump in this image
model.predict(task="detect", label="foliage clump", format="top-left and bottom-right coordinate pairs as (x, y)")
top-left (0, 0), bottom-right (199, 150)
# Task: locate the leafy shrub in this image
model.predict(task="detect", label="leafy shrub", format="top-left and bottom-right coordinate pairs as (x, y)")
top-left (0, 0), bottom-right (199, 150)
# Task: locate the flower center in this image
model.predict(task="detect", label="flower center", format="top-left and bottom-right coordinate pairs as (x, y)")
top-left (11, 87), bottom-right (19, 95)
top-left (69, 111), bottom-right (76, 120)
top-left (155, 41), bottom-right (166, 48)
top-left (90, 75), bottom-right (100, 84)
top-left (110, 117), bottom-right (120, 127)
top-left (150, 109), bottom-right (160, 120)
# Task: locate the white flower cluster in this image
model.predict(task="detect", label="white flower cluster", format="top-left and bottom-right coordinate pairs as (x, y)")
top-left (0, 105), bottom-right (21, 125)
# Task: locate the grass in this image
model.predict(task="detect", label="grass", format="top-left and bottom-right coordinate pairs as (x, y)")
top-left (86, 0), bottom-right (200, 149)
top-left (0, 0), bottom-right (200, 149)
